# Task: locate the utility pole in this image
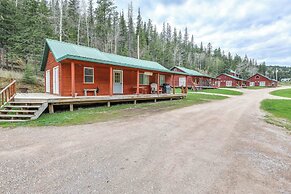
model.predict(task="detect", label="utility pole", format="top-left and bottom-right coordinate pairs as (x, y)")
top-left (275, 68), bottom-right (278, 81)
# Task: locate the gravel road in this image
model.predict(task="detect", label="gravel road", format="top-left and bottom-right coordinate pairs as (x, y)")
top-left (0, 87), bottom-right (290, 194)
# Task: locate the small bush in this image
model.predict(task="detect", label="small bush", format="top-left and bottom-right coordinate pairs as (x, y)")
top-left (22, 64), bottom-right (37, 84)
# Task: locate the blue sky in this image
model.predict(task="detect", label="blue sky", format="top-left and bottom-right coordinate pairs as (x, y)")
top-left (115, 0), bottom-right (291, 66)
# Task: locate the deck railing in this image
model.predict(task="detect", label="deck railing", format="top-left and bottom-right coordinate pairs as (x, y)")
top-left (0, 80), bottom-right (16, 108)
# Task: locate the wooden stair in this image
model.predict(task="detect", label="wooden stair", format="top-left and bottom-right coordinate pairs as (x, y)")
top-left (0, 101), bottom-right (48, 122)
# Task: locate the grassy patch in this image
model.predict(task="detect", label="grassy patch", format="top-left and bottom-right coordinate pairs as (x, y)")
top-left (270, 88), bottom-right (291, 98)
top-left (197, 89), bottom-right (243, 95)
top-left (261, 99), bottom-right (291, 131)
top-left (0, 93), bottom-right (227, 127)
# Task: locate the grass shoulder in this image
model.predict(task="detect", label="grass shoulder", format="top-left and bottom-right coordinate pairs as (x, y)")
top-left (261, 99), bottom-right (291, 131)
top-left (270, 88), bottom-right (291, 98)
top-left (0, 93), bottom-right (228, 128)
top-left (197, 88), bottom-right (243, 96)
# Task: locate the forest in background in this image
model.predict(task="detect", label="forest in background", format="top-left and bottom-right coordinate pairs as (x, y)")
top-left (0, 0), bottom-right (290, 81)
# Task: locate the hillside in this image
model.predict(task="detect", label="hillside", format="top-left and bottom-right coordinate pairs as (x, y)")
top-left (0, 69), bottom-right (44, 92)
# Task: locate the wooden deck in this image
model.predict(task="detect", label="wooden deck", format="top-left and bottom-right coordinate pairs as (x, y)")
top-left (15, 93), bottom-right (187, 113)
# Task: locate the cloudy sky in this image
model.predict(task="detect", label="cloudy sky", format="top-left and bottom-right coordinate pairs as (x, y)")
top-left (115, 0), bottom-right (291, 66)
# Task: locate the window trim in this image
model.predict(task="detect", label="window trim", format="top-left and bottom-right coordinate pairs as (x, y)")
top-left (84, 67), bottom-right (94, 84)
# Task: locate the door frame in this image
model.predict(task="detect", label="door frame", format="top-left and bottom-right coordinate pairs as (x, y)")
top-left (53, 66), bottom-right (59, 95)
top-left (113, 70), bottom-right (123, 94)
top-left (45, 70), bottom-right (50, 93)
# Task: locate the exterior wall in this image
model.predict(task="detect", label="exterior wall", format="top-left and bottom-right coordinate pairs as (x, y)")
top-left (44, 51), bottom-right (61, 94)
top-left (46, 57), bottom-right (174, 96)
top-left (247, 74), bottom-right (277, 87)
top-left (217, 74), bottom-right (240, 87)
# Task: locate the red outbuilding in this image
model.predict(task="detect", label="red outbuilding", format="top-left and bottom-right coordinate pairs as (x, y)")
top-left (170, 66), bottom-right (218, 89)
top-left (41, 39), bottom-right (184, 97)
top-left (216, 73), bottom-right (247, 87)
top-left (247, 73), bottom-right (278, 87)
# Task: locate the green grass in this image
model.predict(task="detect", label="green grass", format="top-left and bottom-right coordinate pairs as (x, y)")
top-left (245, 86), bottom-right (266, 90)
top-left (196, 89), bottom-right (243, 95)
top-left (270, 88), bottom-right (291, 98)
top-left (0, 93), bottom-right (227, 128)
top-left (261, 99), bottom-right (291, 131)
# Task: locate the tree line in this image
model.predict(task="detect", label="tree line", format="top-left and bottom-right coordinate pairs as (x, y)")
top-left (0, 0), bottom-right (288, 79)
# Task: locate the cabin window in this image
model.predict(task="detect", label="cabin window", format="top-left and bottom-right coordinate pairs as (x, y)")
top-left (84, 67), bottom-right (94, 83)
top-left (159, 75), bottom-right (165, 86)
top-left (255, 75), bottom-right (260, 79)
top-left (139, 73), bottom-right (149, 85)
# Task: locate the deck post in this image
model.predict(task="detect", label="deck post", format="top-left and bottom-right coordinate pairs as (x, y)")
top-left (69, 104), bottom-right (74, 111)
top-left (107, 101), bottom-right (111, 107)
top-left (109, 66), bottom-right (113, 96)
top-left (71, 62), bottom-right (76, 97)
top-left (136, 70), bottom-right (140, 95)
top-left (154, 99), bottom-right (157, 103)
top-left (157, 73), bottom-right (160, 94)
top-left (134, 100), bottom-right (137, 104)
top-left (49, 104), bottom-right (54, 114)
top-left (185, 76), bottom-right (188, 94)
top-left (172, 75), bottom-right (175, 94)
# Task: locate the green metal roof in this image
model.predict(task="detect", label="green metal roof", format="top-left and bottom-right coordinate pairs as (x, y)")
top-left (171, 66), bottom-right (215, 78)
top-left (41, 39), bottom-right (178, 74)
top-left (221, 73), bottom-right (246, 81)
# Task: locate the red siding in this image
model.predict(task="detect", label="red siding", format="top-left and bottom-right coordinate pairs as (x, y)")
top-left (217, 74), bottom-right (243, 87)
top-left (247, 73), bottom-right (278, 87)
top-left (44, 52), bottom-right (61, 94)
top-left (45, 56), bottom-right (174, 96)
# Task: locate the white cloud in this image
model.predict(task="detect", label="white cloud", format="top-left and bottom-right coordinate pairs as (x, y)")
top-left (116, 0), bottom-right (291, 66)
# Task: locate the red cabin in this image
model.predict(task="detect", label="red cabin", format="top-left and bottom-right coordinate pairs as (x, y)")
top-left (247, 73), bottom-right (278, 87)
top-left (41, 39), bottom-right (182, 97)
top-left (216, 73), bottom-right (247, 87)
top-left (170, 66), bottom-right (218, 89)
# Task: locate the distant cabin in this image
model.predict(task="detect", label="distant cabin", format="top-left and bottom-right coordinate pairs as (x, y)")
top-left (216, 73), bottom-right (247, 87)
top-left (247, 73), bottom-right (278, 87)
top-left (41, 39), bottom-right (185, 97)
top-left (170, 66), bottom-right (218, 89)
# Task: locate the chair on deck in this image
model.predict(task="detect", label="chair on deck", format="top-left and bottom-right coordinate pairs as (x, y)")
top-left (150, 83), bottom-right (158, 94)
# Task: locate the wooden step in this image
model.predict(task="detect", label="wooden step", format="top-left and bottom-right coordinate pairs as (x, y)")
top-left (0, 109), bottom-right (36, 113)
top-left (4, 105), bottom-right (41, 109)
top-left (0, 114), bottom-right (34, 118)
top-left (0, 119), bottom-right (27, 122)
top-left (10, 101), bottom-right (43, 105)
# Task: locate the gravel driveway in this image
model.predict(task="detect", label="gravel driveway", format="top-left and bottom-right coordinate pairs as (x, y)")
top-left (0, 88), bottom-right (290, 193)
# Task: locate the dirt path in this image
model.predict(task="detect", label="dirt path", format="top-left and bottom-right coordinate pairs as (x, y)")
top-left (0, 88), bottom-right (290, 193)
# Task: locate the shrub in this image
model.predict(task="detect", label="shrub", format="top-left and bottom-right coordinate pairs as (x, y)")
top-left (22, 64), bottom-right (37, 84)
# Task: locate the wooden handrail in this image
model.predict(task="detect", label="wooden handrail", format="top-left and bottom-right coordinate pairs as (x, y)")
top-left (0, 80), bottom-right (16, 108)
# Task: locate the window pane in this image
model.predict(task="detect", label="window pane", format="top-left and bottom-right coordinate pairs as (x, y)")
top-left (160, 75), bottom-right (165, 85)
top-left (139, 74), bottom-right (144, 84)
top-left (144, 75), bottom-right (149, 85)
top-left (115, 73), bottom-right (121, 83)
top-left (84, 68), bottom-right (94, 83)
top-left (85, 75), bottom-right (93, 83)
top-left (85, 68), bottom-right (93, 76)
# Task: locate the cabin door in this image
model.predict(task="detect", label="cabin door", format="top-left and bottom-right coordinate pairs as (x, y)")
top-left (46, 70), bottom-right (50, 93)
top-left (53, 66), bottom-right (59, 95)
top-left (113, 70), bottom-right (123, 94)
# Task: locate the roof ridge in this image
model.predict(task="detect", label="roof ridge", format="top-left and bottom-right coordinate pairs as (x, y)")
top-left (46, 38), bottom-right (102, 51)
